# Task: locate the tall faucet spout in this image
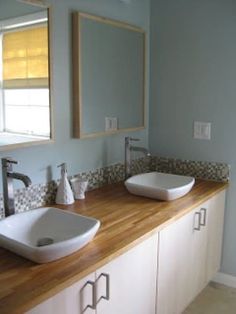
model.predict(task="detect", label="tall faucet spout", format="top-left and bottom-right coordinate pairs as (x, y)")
top-left (8, 172), bottom-right (32, 187)
top-left (1, 157), bottom-right (32, 217)
top-left (124, 137), bottom-right (150, 180)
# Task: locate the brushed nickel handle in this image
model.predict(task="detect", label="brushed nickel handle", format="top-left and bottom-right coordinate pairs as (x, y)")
top-left (130, 137), bottom-right (140, 142)
top-left (194, 212), bottom-right (201, 231)
top-left (5, 158), bottom-right (18, 164)
top-left (86, 280), bottom-right (97, 310)
top-left (101, 273), bottom-right (110, 301)
top-left (97, 273), bottom-right (110, 305)
top-left (2, 158), bottom-right (18, 169)
top-left (200, 208), bottom-right (207, 227)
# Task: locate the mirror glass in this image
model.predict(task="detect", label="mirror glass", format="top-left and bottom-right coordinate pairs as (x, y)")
top-left (0, 0), bottom-right (52, 149)
top-left (73, 12), bottom-right (145, 138)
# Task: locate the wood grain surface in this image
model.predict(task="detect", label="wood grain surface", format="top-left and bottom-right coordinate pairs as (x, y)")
top-left (0, 180), bottom-right (227, 313)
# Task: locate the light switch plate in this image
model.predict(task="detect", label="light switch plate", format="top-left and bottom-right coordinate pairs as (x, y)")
top-left (194, 121), bottom-right (211, 140)
top-left (105, 117), bottom-right (118, 131)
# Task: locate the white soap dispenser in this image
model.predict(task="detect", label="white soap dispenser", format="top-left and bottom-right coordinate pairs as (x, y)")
top-left (56, 163), bottom-right (74, 205)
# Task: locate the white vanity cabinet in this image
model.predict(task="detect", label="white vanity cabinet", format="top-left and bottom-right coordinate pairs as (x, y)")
top-left (27, 190), bottom-right (226, 314)
top-left (27, 233), bottom-right (158, 314)
top-left (156, 190), bottom-right (226, 314)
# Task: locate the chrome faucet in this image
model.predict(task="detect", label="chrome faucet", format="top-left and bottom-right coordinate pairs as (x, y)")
top-left (125, 137), bottom-right (150, 179)
top-left (1, 157), bottom-right (32, 217)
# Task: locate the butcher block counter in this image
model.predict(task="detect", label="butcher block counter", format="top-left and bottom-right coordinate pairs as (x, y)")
top-left (0, 179), bottom-right (227, 314)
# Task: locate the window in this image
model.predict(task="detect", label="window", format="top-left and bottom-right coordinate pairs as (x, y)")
top-left (4, 89), bottom-right (49, 136)
top-left (0, 13), bottom-right (50, 138)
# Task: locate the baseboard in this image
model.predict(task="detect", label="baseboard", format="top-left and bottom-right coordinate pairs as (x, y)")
top-left (213, 272), bottom-right (236, 288)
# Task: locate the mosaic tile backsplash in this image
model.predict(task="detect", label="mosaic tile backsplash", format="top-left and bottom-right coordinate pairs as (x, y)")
top-left (0, 156), bottom-right (230, 218)
top-left (150, 156), bottom-right (230, 182)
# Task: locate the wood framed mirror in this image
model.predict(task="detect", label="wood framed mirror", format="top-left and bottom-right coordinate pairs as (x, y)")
top-left (72, 12), bottom-right (146, 139)
top-left (0, 0), bottom-right (53, 151)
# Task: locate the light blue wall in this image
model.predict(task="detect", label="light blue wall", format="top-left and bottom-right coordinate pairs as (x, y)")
top-left (150, 0), bottom-right (236, 275)
top-left (0, 0), bottom-right (40, 19)
top-left (0, 0), bottom-right (150, 189)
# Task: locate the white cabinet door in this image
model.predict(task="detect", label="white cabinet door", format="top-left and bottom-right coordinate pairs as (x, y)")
top-left (157, 210), bottom-right (194, 314)
top-left (190, 201), bottom-right (209, 298)
top-left (206, 190), bottom-right (226, 282)
top-left (96, 233), bottom-right (158, 314)
top-left (27, 273), bottom-right (96, 314)
top-left (191, 191), bottom-right (226, 294)
top-left (157, 192), bottom-right (226, 314)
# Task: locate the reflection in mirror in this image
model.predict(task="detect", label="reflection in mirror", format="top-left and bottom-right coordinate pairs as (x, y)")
top-left (0, 0), bottom-right (52, 149)
top-left (72, 12), bottom-right (145, 138)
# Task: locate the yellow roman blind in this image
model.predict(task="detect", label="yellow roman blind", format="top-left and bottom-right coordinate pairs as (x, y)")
top-left (2, 25), bottom-right (48, 89)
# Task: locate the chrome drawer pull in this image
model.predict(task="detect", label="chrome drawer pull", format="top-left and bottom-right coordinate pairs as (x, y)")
top-left (97, 273), bottom-right (110, 304)
top-left (86, 280), bottom-right (97, 310)
top-left (194, 212), bottom-right (201, 231)
top-left (200, 208), bottom-right (207, 226)
top-left (100, 273), bottom-right (110, 301)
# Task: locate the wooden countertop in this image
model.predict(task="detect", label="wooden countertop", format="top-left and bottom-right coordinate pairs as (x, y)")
top-left (0, 180), bottom-right (227, 314)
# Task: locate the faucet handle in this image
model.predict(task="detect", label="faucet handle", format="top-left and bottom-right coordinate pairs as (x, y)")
top-left (125, 136), bottom-right (140, 143)
top-left (129, 137), bottom-right (140, 142)
top-left (1, 157), bottom-right (18, 167)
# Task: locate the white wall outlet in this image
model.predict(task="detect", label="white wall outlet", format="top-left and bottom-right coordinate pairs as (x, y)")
top-left (193, 121), bottom-right (211, 140)
top-left (105, 117), bottom-right (118, 131)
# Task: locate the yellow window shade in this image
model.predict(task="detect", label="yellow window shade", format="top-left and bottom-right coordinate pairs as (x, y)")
top-left (3, 26), bottom-right (49, 88)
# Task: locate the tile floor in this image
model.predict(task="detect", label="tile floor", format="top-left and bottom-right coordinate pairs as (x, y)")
top-left (184, 282), bottom-right (236, 314)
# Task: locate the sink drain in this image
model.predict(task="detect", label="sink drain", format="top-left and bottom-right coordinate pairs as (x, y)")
top-left (36, 237), bottom-right (54, 247)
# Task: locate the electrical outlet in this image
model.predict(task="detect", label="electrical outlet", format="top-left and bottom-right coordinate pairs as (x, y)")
top-left (194, 121), bottom-right (211, 140)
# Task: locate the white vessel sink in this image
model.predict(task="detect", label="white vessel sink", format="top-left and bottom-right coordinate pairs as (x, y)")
top-left (0, 207), bottom-right (100, 263)
top-left (125, 172), bottom-right (195, 201)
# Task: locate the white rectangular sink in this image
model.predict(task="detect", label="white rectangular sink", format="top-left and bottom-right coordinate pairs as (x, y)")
top-left (0, 207), bottom-right (100, 263)
top-left (125, 172), bottom-right (195, 201)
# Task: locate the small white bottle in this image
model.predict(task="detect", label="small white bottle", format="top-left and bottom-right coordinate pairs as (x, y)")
top-left (56, 163), bottom-right (74, 205)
